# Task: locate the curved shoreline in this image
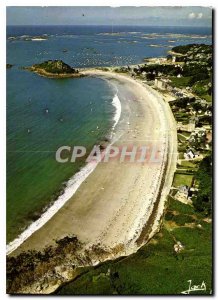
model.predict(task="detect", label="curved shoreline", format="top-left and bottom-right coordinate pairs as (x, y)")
top-left (8, 70), bottom-right (177, 294)
top-left (111, 94), bottom-right (122, 129)
top-left (6, 161), bottom-right (98, 255)
top-left (7, 84), bottom-right (122, 255)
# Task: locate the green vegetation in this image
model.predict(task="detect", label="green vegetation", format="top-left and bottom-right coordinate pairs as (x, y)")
top-left (57, 198), bottom-right (212, 295)
top-left (96, 67), bottom-right (109, 71)
top-left (177, 133), bottom-right (187, 142)
top-left (173, 173), bottom-right (193, 187)
top-left (192, 79), bottom-right (212, 101)
top-left (189, 73), bottom-right (210, 85)
top-left (164, 211), bottom-right (195, 225)
top-left (193, 154), bottom-right (212, 215)
top-left (201, 94), bottom-right (212, 103)
top-left (172, 44), bottom-right (197, 54)
top-left (182, 64), bottom-right (209, 78)
top-left (31, 60), bottom-right (77, 74)
top-left (136, 45), bottom-right (212, 107)
top-left (178, 144), bottom-right (188, 152)
top-left (178, 152), bottom-right (185, 159)
top-left (170, 75), bottom-right (211, 94)
top-left (170, 76), bottom-right (191, 88)
top-left (174, 113), bottom-right (189, 124)
top-left (171, 44), bottom-right (212, 99)
top-left (7, 236), bottom-right (82, 293)
top-left (172, 44), bottom-right (212, 56)
top-left (179, 160), bottom-right (197, 169)
top-left (114, 67), bottom-right (129, 73)
top-left (139, 64), bottom-right (181, 76)
top-left (170, 97), bottom-right (195, 109)
top-left (179, 131), bottom-right (190, 138)
top-left (167, 197), bottom-right (195, 214)
top-left (8, 43), bottom-right (212, 295)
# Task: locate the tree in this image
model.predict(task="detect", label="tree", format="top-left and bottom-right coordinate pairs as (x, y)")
top-left (193, 154), bottom-right (212, 215)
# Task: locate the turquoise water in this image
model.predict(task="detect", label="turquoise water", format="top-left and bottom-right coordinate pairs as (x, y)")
top-left (7, 25), bottom-right (212, 242)
top-left (7, 68), bottom-right (115, 242)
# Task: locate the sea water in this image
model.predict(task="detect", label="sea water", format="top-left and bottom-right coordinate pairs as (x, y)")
top-left (7, 25), bottom-right (212, 243)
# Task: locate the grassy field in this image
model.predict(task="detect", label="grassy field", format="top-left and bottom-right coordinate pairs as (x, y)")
top-left (173, 173), bottom-right (193, 187)
top-left (57, 198), bottom-right (212, 295)
top-left (201, 94), bottom-right (212, 103)
top-left (177, 160), bottom-right (198, 174)
top-left (180, 160), bottom-right (197, 169)
top-left (178, 144), bottom-right (188, 153)
top-left (178, 152), bottom-right (185, 159)
top-left (179, 131), bottom-right (191, 138)
top-left (170, 76), bottom-right (191, 88)
top-left (169, 76), bottom-right (212, 103)
top-left (178, 133), bottom-right (188, 142)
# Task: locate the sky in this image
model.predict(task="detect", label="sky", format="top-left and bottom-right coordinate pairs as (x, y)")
top-left (7, 6), bottom-right (212, 27)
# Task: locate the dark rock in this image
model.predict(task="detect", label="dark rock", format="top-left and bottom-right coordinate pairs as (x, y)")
top-left (7, 64), bottom-right (13, 69)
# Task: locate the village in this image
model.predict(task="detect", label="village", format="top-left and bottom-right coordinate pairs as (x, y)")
top-left (111, 43), bottom-right (212, 212)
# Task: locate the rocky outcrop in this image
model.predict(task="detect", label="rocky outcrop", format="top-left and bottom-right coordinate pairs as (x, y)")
top-left (7, 64), bottom-right (13, 69)
top-left (25, 60), bottom-right (84, 78)
top-left (6, 235), bottom-right (124, 294)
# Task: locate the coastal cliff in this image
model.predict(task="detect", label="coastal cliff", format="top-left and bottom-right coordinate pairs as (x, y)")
top-left (25, 60), bottom-right (84, 78)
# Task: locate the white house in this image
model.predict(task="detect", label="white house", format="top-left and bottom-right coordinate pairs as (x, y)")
top-left (184, 149), bottom-right (195, 160)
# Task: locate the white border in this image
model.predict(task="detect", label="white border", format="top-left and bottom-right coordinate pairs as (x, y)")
top-left (1, 1), bottom-right (216, 7)
top-left (1, 1), bottom-right (216, 299)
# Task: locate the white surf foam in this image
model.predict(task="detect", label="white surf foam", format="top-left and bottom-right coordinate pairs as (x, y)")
top-left (7, 92), bottom-right (122, 255)
top-left (6, 161), bottom-right (98, 255)
top-left (112, 94), bottom-right (122, 129)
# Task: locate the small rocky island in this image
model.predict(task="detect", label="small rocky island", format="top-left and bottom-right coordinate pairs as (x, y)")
top-left (25, 60), bottom-right (84, 78)
top-left (6, 64), bottom-right (13, 69)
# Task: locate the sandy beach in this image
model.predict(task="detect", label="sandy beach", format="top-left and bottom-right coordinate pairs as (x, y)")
top-left (8, 70), bottom-right (177, 264)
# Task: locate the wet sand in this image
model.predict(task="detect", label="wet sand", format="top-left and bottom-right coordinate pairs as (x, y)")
top-left (10, 71), bottom-right (177, 257)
